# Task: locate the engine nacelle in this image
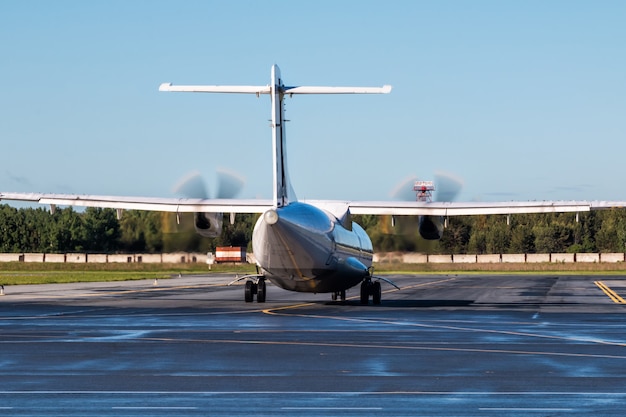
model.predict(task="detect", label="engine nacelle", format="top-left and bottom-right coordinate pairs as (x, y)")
top-left (194, 212), bottom-right (223, 238)
top-left (418, 215), bottom-right (444, 240)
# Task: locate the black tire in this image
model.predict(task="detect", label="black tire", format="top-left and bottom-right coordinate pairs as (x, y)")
top-left (372, 281), bottom-right (382, 305)
top-left (257, 279), bottom-right (266, 303)
top-left (360, 281), bottom-right (370, 305)
top-left (244, 281), bottom-right (254, 303)
top-left (340, 290), bottom-right (346, 301)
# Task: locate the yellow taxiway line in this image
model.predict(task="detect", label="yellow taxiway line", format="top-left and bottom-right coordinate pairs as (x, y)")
top-left (594, 281), bottom-right (626, 304)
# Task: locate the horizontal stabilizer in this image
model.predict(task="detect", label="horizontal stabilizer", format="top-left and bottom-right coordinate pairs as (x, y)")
top-left (282, 85), bottom-right (392, 94)
top-left (159, 83), bottom-right (391, 95)
top-left (159, 83), bottom-right (270, 94)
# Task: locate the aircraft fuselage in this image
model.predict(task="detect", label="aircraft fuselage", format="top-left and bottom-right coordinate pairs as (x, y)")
top-left (252, 202), bottom-right (373, 293)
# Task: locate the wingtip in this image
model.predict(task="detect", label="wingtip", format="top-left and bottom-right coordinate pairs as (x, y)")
top-left (159, 82), bottom-right (172, 91)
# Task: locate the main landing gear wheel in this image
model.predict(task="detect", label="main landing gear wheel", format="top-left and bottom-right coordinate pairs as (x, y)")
top-left (244, 281), bottom-right (255, 303)
top-left (360, 279), bottom-right (382, 305)
top-left (331, 290), bottom-right (346, 302)
top-left (257, 278), bottom-right (266, 303)
top-left (244, 278), bottom-right (267, 303)
top-left (372, 281), bottom-right (382, 305)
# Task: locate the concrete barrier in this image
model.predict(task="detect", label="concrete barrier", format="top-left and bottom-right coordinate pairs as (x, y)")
top-left (429, 254), bottom-right (453, 263)
top-left (526, 254), bottom-right (551, 263)
top-left (576, 253), bottom-right (600, 263)
top-left (453, 254), bottom-right (477, 263)
top-left (600, 253), bottom-right (625, 263)
top-left (162, 253), bottom-right (189, 263)
top-left (552, 253), bottom-right (575, 263)
top-left (502, 254), bottom-right (526, 263)
top-left (88, 254), bottom-right (109, 263)
top-left (136, 254), bottom-right (162, 263)
top-left (0, 252), bottom-right (205, 264)
top-left (0, 253), bottom-right (22, 262)
top-left (23, 253), bottom-right (45, 263)
top-left (1, 251), bottom-right (625, 265)
top-left (193, 253), bottom-right (208, 263)
top-left (161, 252), bottom-right (207, 263)
top-left (402, 253), bottom-right (428, 263)
top-left (66, 253), bottom-right (87, 263)
top-left (477, 254), bottom-right (502, 263)
top-left (373, 252), bottom-right (403, 263)
top-left (108, 254), bottom-right (132, 263)
top-left (44, 254), bottom-right (66, 263)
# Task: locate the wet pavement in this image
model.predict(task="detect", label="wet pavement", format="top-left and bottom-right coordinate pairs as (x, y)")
top-left (1, 273), bottom-right (626, 416)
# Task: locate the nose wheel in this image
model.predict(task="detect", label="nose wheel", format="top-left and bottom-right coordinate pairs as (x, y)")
top-left (360, 279), bottom-right (382, 305)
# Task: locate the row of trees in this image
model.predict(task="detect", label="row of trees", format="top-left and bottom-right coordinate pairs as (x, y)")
top-left (0, 205), bottom-right (253, 254)
top-left (2, 204), bottom-right (626, 254)
top-left (358, 210), bottom-right (626, 254)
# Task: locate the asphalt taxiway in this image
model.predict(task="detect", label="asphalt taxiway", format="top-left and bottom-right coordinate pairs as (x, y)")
top-left (1, 273), bottom-right (626, 416)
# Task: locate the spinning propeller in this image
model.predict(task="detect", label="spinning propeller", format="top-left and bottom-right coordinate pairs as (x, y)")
top-left (173, 168), bottom-right (245, 200)
top-left (387, 171), bottom-right (464, 239)
top-left (167, 168), bottom-right (246, 242)
top-left (391, 171), bottom-right (464, 203)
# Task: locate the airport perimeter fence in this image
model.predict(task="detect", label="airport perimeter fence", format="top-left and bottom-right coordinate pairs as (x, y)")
top-left (373, 252), bottom-right (625, 264)
top-left (0, 252), bottom-right (209, 264)
top-left (0, 252), bottom-right (624, 264)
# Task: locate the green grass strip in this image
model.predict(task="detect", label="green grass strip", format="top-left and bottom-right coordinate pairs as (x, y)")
top-left (1, 261), bottom-right (625, 286)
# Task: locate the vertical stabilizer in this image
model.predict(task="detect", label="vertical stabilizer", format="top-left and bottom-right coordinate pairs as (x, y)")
top-left (270, 65), bottom-right (297, 207)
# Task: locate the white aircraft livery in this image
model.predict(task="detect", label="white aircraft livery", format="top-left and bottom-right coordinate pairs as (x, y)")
top-left (3, 65), bottom-right (626, 304)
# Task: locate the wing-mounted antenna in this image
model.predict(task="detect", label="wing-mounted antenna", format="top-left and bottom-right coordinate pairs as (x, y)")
top-left (159, 65), bottom-right (392, 208)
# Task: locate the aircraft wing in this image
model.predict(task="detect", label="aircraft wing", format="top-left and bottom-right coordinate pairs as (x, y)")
top-left (4, 192), bottom-right (626, 217)
top-left (0, 192), bottom-right (273, 214)
top-left (307, 199), bottom-right (626, 217)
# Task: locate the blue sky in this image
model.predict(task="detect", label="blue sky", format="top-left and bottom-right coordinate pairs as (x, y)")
top-left (2, 1), bottom-right (625, 204)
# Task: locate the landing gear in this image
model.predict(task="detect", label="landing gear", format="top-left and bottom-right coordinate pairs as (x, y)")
top-left (257, 279), bottom-right (266, 303)
top-left (360, 279), bottom-right (382, 305)
top-left (360, 282), bottom-right (369, 305)
top-left (244, 278), bottom-right (267, 303)
top-left (331, 290), bottom-right (346, 302)
top-left (244, 281), bottom-right (254, 302)
top-left (372, 281), bottom-right (381, 305)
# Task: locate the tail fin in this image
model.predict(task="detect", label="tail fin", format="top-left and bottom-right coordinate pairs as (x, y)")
top-left (160, 65), bottom-right (392, 208)
top-left (269, 65), bottom-right (297, 207)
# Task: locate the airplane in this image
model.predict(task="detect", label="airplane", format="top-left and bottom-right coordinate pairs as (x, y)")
top-left (3, 65), bottom-right (626, 305)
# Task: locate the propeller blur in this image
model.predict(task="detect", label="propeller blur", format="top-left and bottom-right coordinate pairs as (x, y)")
top-left (173, 169), bottom-right (245, 238)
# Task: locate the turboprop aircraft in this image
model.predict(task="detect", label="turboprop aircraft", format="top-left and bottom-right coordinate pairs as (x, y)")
top-left (3, 65), bottom-right (626, 304)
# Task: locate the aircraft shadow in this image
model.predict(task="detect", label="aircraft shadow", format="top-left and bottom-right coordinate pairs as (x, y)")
top-left (327, 299), bottom-right (475, 308)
